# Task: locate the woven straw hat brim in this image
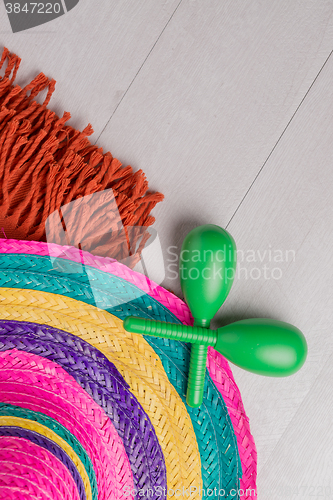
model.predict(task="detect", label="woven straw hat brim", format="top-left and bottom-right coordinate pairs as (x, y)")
top-left (0, 436), bottom-right (80, 500)
top-left (0, 468), bottom-right (62, 500)
top-left (0, 240), bottom-right (257, 497)
top-left (0, 349), bottom-right (133, 500)
top-left (0, 252), bottom-right (241, 495)
top-left (0, 290), bottom-right (203, 498)
top-left (0, 240), bottom-right (193, 324)
top-left (0, 320), bottom-right (167, 498)
top-left (0, 488), bottom-right (37, 500)
top-left (0, 430), bottom-right (85, 500)
top-left (0, 407), bottom-right (95, 500)
top-left (0, 453), bottom-right (76, 500)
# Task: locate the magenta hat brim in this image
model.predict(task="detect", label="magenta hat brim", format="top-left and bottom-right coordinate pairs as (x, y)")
top-left (0, 349), bottom-right (134, 500)
top-left (0, 319), bottom-right (167, 500)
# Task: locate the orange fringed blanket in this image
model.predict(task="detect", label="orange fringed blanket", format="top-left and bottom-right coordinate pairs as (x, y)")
top-left (0, 47), bottom-right (163, 267)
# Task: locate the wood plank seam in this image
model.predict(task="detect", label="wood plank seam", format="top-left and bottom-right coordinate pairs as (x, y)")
top-left (226, 48), bottom-right (333, 230)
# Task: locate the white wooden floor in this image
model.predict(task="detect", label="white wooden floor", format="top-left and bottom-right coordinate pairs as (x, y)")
top-left (1, 1), bottom-right (333, 498)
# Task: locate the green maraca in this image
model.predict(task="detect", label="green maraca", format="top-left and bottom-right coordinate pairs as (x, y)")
top-left (125, 224), bottom-right (238, 407)
top-left (124, 224), bottom-right (307, 408)
top-left (179, 224), bottom-right (237, 328)
top-left (124, 317), bottom-right (307, 377)
top-left (179, 224), bottom-right (237, 407)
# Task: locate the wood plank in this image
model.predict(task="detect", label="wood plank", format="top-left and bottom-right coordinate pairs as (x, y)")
top-left (96, 0), bottom-right (333, 291)
top-left (225, 49), bottom-right (333, 497)
top-left (258, 353), bottom-right (333, 500)
top-left (0, 0), bottom-right (181, 139)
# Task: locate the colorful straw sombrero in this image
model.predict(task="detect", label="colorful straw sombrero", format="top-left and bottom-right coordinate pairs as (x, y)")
top-left (0, 239), bottom-right (257, 500)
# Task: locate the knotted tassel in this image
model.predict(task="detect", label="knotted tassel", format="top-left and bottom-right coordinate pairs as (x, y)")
top-left (0, 47), bottom-right (164, 268)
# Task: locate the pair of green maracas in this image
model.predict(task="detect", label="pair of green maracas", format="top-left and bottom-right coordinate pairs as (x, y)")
top-left (124, 225), bottom-right (307, 408)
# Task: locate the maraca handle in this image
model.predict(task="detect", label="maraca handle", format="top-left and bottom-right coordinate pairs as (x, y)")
top-left (123, 317), bottom-right (217, 345)
top-left (186, 344), bottom-right (208, 408)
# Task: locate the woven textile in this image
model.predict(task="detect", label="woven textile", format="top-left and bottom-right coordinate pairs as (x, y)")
top-left (0, 433), bottom-right (85, 500)
top-left (0, 252), bottom-right (242, 477)
top-left (0, 251), bottom-right (242, 483)
top-left (0, 243), bottom-right (258, 499)
top-left (0, 406), bottom-right (96, 500)
top-left (0, 436), bottom-right (80, 500)
top-left (0, 292), bottom-right (202, 499)
top-left (0, 320), bottom-right (167, 498)
top-left (0, 349), bottom-right (133, 500)
top-left (0, 238), bottom-right (257, 499)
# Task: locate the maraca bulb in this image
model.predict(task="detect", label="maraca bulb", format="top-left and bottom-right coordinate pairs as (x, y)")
top-left (180, 225), bottom-right (237, 327)
top-left (215, 319), bottom-right (307, 376)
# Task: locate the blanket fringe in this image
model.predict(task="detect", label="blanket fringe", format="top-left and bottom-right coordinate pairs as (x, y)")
top-left (0, 47), bottom-right (164, 267)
